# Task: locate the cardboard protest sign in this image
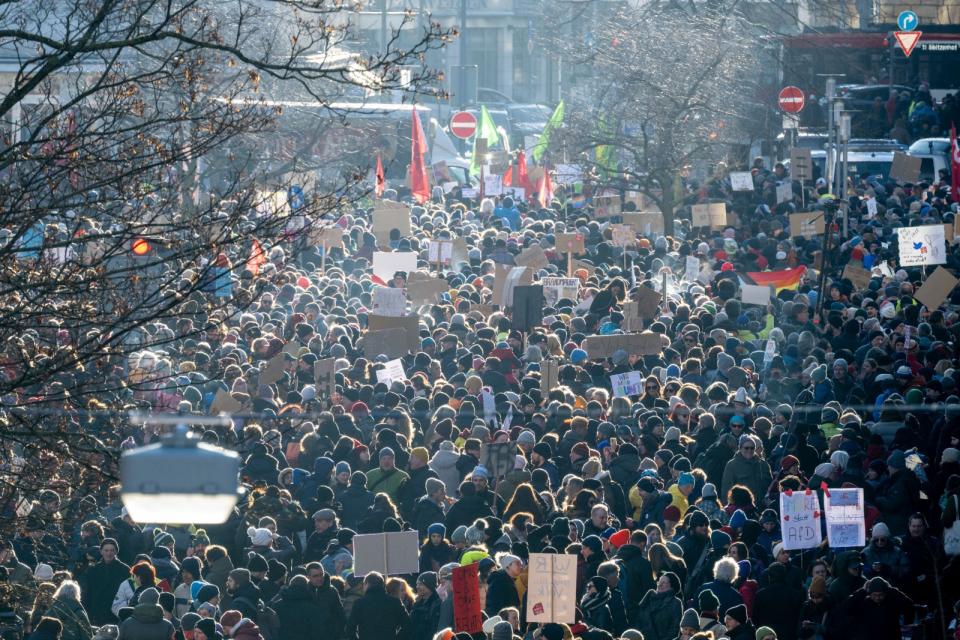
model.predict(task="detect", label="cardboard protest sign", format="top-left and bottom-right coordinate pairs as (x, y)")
top-left (493, 265), bottom-right (531, 307)
top-left (824, 488), bottom-right (865, 548)
top-left (555, 233), bottom-right (585, 254)
top-left (790, 212), bottom-right (825, 238)
top-left (622, 212), bottom-right (664, 236)
top-left (367, 314), bottom-right (421, 352)
top-left (625, 191), bottom-right (658, 211)
top-left (763, 339), bottom-right (777, 365)
top-left (526, 554), bottom-right (577, 623)
top-left (259, 354), bottom-right (286, 386)
top-left (790, 148), bottom-right (812, 182)
top-left (582, 332), bottom-right (662, 359)
top-left (541, 360), bottom-right (559, 394)
top-left (513, 285), bottom-right (544, 331)
top-left (372, 286), bottom-right (407, 317)
top-left (514, 244), bottom-right (550, 270)
top-left (842, 263), bottom-right (874, 290)
top-left (372, 201), bottom-right (411, 244)
top-left (372, 251), bottom-right (418, 283)
top-left (376, 358), bottom-right (407, 386)
top-left (691, 203), bottom-right (727, 228)
top-left (313, 358), bottom-right (336, 399)
top-left (210, 389), bottom-right (242, 415)
top-left (427, 240), bottom-right (453, 264)
top-left (740, 284), bottom-right (771, 306)
top-left (610, 371), bottom-right (643, 397)
top-left (621, 302), bottom-right (644, 332)
top-left (542, 277), bottom-right (580, 307)
top-left (407, 277), bottom-right (449, 305)
top-left (352, 531), bottom-right (420, 576)
top-left (481, 442), bottom-right (517, 478)
top-left (611, 224), bottom-right (635, 247)
top-left (780, 490), bottom-right (822, 550)
top-left (309, 226), bottom-right (344, 248)
top-left (362, 327), bottom-right (409, 359)
top-left (633, 286), bottom-right (663, 319)
top-left (594, 195), bottom-right (621, 218)
top-left (776, 182), bottom-right (793, 204)
top-left (730, 171), bottom-right (754, 191)
top-left (898, 225), bottom-right (946, 266)
top-left (914, 266), bottom-right (959, 310)
top-left (452, 563), bottom-right (483, 633)
top-left (890, 151), bottom-right (921, 183)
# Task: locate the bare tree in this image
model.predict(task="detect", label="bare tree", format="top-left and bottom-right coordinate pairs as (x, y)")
top-left (0, 0), bottom-right (451, 535)
top-left (536, 0), bottom-right (764, 234)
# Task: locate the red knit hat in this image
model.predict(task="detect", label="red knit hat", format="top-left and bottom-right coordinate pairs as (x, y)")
top-left (609, 529), bottom-right (631, 549)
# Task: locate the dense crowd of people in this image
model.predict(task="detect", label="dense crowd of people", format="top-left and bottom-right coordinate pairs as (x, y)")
top-left (0, 133), bottom-right (959, 640)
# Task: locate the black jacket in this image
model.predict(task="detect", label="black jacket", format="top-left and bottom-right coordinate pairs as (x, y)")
top-left (485, 569), bottom-right (520, 616)
top-left (338, 486), bottom-right (375, 530)
top-left (398, 466), bottom-right (439, 521)
top-left (412, 497), bottom-right (446, 540)
top-left (752, 581), bottom-right (805, 640)
top-left (346, 585), bottom-right (410, 640)
top-left (614, 545), bottom-right (656, 625)
top-left (82, 558), bottom-right (130, 625)
top-left (409, 592), bottom-right (441, 640)
top-left (274, 581), bottom-right (336, 640)
top-left (307, 575), bottom-right (346, 640)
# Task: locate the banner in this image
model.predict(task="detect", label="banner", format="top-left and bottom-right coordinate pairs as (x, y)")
top-left (352, 531), bottom-right (420, 576)
top-left (526, 553), bottom-right (577, 623)
top-left (779, 490), bottom-right (822, 550)
top-left (582, 332), bottom-right (662, 359)
top-left (452, 563), bottom-right (483, 633)
top-left (541, 277), bottom-right (580, 307)
top-left (824, 488), bottom-right (865, 549)
top-left (610, 371), bottom-right (643, 397)
top-left (898, 225), bottom-right (946, 266)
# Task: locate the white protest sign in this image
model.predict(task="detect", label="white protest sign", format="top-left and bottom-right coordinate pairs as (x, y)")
top-left (428, 240), bottom-right (453, 264)
top-left (824, 487), bottom-right (865, 548)
top-left (730, 172), bottom-right (754, 191)
top-left (372, 251), bottom-right (418, 283)
top-left (898, 225), bottom-right (946, 266)
top-left (481, 388), bottom-right (496, 424)
top-left (764, 339), bottom-right (776, 365)
top-left (461, 188), bottom-right (478, 199)
top-left (685, 256), bottom-right (700, 282)
top-left (541, 277), bottom-right (580, 307)
top-left (610, 371), bottom-right (643, 397)
top-left (484, 174), bottom-right (503, 196)
top-left (376, 358), bottom-right (407, 386)
top-left (352, 531), bottom-right (420, 576)
top-left (776, 182), bottom-right (793, 204)
top-left (740, 284), bottom-right (771, 306)
top-left (780, 490), bottom-right (822, 550)
top-left (372, 286), bottom-right (407, 317)
top-left (866, 197), bottom-right (878, 218)
top-left (526, 553), bottom-right (577, 623)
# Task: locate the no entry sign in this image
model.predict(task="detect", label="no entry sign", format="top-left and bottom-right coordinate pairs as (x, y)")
top-left (450, 111), bottom-right (478, 139)
top-left (778, 86), bottom-right (805, 114)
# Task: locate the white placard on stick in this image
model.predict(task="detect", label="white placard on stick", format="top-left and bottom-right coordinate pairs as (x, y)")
top-left (776, 182), bottom-right (793, 204)
top-left (610, 371), bottom-right (643, 397)
top-left (898, 225), bottom-right (946, 266)
top-left (824, 488), bottom-right (865, 549)
top-left (740, 284), bottom-right (772, 306)
top-left (372, 286), bottom-right (407, 316)
top-left (376, 358), bottom-right (407, 386)
top-left (541, 277), bottom-right (580, 307)
top-left (780, 490), bottom-right (822, 550)
top-left (730, 172), bottom-right (754, 191)
top-left (352, 531), bottom-right (420, 576)
top-left (372, 251), bottom-right (418, 283)
top-left (526, 553), bottom-right (577, 623)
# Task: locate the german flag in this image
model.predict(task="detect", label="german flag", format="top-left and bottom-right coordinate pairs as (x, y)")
top-left (742, 266), bottom-right (806, 292)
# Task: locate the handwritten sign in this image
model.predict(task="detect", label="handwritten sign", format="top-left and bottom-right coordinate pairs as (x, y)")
top-left (776, 182), bottom-right (793, 204)
top-left (582, 332), bottom-right (662, 359)
top-left (824, 488), bottom-right (865, 548)
top-left (730, 171), bottom-right (754, 192)
top-left (790, 148), bottom-right (812, 182)
top-left (622, 212), bottom-right (664, 236)
top-left (376, 358), bottom-right (407, 387)
top-left (352, 531), bottom-right (420, 576)
top-left (372, 286), bottom-right (408, 317)
top-left (372, 251), bottom-right (418, 283)
top-left (514, 244), bottom-right (550, 270)
top-left (313, 358), bottom-right (336, 400)
top-left (452, 563), bottom-right (482, 633)
top-left (790, 212), bottom-right (825, 238)
top-left (740, 284), bottom-right (771, 306)
top-left (691, 203), bottom-right (727, 228)
top-left (527, 553), bottom-right (577, 623)
top-left (780, 491), bottom-right (822, 550)
top-left (842, 263), bottom-right (873, 290)
top-left (898, 224), bottom-right (946, 266)
top-left (610, 371), bottom-right (643, 397)
top-left (363, 327), bottom-right (409, 359)
top-left (542, 277), bottom-right (580, 307)
top-left (428, 240), bottom-right (453, 264)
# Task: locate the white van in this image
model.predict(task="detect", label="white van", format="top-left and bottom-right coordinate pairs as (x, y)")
top-left (908, 138), bottom-right (950, 183)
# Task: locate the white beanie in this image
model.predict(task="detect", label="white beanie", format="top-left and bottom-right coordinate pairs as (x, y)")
top-left (247, 526), bottom-right (274, 547)
top-left (830, 450), bottom-right (849, 471)
top-left (498, 553), bottom-right (521, 571)
top-left (34, 563), bottom-right (54, 581)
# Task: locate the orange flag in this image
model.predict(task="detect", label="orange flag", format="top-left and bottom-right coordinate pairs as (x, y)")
top-left (537, 169), bottom-right (554, 209)
top-left (247, 239), bottom-right (266, 276)
top-left (375, 152), bottom-right (386, 199)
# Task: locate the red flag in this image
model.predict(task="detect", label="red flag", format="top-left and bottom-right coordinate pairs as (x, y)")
top-left (375, 152), bottom-right (386, 199)
top-left (410, 109), bottom-right (430, 204)
top-left (247, 239), bottom-right (267, 276)
top-left (516, 150), bottom-right (534, 194)
top-left (503, 165), bottom-right (513, 186)
top-left (537, 168), bottom-right (554, 209)
top-left (951, 124), bottom-right (960, 203)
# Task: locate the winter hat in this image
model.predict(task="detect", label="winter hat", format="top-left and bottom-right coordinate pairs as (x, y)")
top-left (755, 627), bottom-right (777, 640)
top-left (701, 483), bottom-right (718, 498)
top-left (677, 472), bottom-right (695, 487)
top-left (609, 529), bottom-right (631, 549)
top-left (247, 553), bottom-right (268, 573)
top-left (867, 576), bottom-right (890, 593)
top-left (680, 608), bottom-right (700, 629)
top-left (181, 613), bottom-right (201, 632)
top-left (451, 526), bottom-right (468, 544)
top-left (518, 430), bottom-right (536, 447)
top-left (154, 530), bottom-right (175, 548)
top-left (730, 509), bottom-right (747, 529)
top-left (267, 559), bottom-right (286, 582)
top-left (335, 461), bottom-right (351, 475)
top-left (582, 535), bottom-right (603, 555)
top-left (428, 523), bottom-right (447, 538)
top-left (138, 587), bottom-right (160, 605)
top-left (493, 622), bottom-right (513, 640)
top-left (943, 448), bottom-right (960, 464)
top-left (541, 623), bottom-right (566, 640)
top-left (663, 505), bottom-right (681, 523)
top-left (411, 447), bottom-right (430, 466)
top-left (228, 568), bottom-right (251, 587)
top-left (498, 554), bottom-right (521, 570)
top-left (830, 450), bottom-right (849, 470)
top-left (726, 603), bottom-right (748, 625)
top-left (196, 583), bottom-right (219, 604)
top-left (417, 571), bottom-right (438, 592)
top-left (811, 365), bottom-right (827, 383)
top-left (872, 522), bottom-right (891, 539)
top-left (472, 465), bottom-right (490, 479)
top-left (689, 510), bottom-right (709, 528)
top-left (760, 509), bottom-right (778, 525)
top-left (220, 610), bottom-right (243, 631)
top-left (247, 526), bottom-right (274, 547)
top-left (196, 618), bottom-right (219, 640)
top-left (698, 588), bottom-right (720, 612)
top-left (379, 447), bottom-right (395, 460)
top-left (425, 477), bottom-right (446, 496)
top-left (33, 563), bottom-right (54, 581)
top-left (482, 617), bottom-right (504, 635)
top-left (181, 557), bottom-right (202, 580)
top-left (664, 426), bottom-right (681, 442)
top-left (621, 631), bottom-right (643, 640)
top-left (710, 530), bottom-right (731, 549)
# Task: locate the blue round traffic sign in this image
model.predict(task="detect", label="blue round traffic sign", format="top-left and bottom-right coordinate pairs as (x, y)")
top-left (897, 10), bottom-right (918, 31)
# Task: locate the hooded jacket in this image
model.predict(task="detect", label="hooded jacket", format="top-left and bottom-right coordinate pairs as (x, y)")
top-left (117, 602), bottom-right (175, 640)
top-left (428, 448), bottom-right (461, 497)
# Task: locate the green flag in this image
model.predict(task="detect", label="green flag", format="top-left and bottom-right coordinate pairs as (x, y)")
top-left (531, 100), bottom-right (564, 164)
top-left (470, 105), bottom-right (501, 174)
top-left (595, 115), bottom-right (615, 177)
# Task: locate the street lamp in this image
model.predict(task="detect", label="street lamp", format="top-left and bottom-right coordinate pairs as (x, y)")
top-left (120, 415), bottom-right (241, 524)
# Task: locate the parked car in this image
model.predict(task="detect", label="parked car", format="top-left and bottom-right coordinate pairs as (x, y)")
top-left (908, 137), bottom-right (951, 183)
